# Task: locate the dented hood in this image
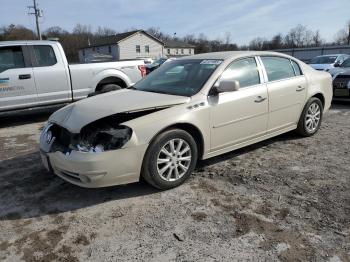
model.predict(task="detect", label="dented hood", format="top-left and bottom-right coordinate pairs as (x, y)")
top-left (49, 89), bottom-right (190, 133)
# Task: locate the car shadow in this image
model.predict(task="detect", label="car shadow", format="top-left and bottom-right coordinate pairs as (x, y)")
top-left (196, 130), bottom-right (302, 168)
top-left (331, 100), bottom-right (350, 110)
top-left (0, 151), bottom-right (159, 220)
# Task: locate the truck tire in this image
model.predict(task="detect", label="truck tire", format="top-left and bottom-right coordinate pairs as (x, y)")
top-left (88, 84), bottom-right (122, 97)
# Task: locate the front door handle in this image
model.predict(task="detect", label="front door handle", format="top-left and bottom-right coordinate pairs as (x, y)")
top-left (254, 96), bottom-right (267, 103)
top-left (18, 74), bottom-right (31, 80)
top-left (296, 85), bottom-right (305, 92)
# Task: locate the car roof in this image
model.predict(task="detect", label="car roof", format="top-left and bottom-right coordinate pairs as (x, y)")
top-left (0, 40), bottom-right (58, 46)
top-left (177, 51), bottom-right (294, 61)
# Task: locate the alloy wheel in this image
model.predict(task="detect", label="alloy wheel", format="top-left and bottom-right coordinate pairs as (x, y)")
top-left (156, 138), bottom-right (192, 182)
top-left (305, 102), bottom-right (321, 133)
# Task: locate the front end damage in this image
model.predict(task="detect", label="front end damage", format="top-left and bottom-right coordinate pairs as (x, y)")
top-left (39, 110), bottom-right (161, 187)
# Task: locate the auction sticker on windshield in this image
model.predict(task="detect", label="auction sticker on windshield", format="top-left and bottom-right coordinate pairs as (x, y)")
top-left (200, 60), bottom-right (222, 65)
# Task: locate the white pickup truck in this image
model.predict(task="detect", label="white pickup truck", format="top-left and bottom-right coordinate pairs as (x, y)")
top-left (0, 40), bottom-right (146, 113)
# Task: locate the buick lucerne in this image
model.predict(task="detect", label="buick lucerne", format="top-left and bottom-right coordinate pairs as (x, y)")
top-left (40, 51), bottom-right (332, 189)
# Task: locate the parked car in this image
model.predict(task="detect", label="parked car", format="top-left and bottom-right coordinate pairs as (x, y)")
top-left (309, 54), bottom-right (349, 71)
top-left (145, 58), bottom-right (175, 74)
top-left (40, 51), bottom-right (332, 190)
top-left (330, 58), bottom-right (350, 100)
top-left (0, 41), bottom-right (146, 113)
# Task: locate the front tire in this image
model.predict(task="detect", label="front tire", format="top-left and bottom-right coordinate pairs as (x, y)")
top-left (296, 97), bottom-right (323, 136)
top-left (141, 129), bottom-right (198, 190)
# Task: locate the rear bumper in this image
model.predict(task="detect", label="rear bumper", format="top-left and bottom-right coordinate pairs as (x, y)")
top-left (41, 144), bottom-right (148, 188)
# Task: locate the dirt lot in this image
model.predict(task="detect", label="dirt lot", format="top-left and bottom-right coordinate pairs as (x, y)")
top-left (0, 103), bottom-right (349, 262)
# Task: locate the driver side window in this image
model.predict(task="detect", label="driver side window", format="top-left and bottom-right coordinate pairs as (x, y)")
top-left (221, 57), bottom-right (261, 88)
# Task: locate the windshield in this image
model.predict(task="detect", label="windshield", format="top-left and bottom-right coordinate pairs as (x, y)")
top-left (340, 58), bottom-right (350, 68)
top-left (133, 59), bottom-right (222, 96)
top-left (310, 56), bottom-right (337, 64)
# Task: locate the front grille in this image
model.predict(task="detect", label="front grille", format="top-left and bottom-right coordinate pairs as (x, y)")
top-left (333, 75), bottom-right (350, 89)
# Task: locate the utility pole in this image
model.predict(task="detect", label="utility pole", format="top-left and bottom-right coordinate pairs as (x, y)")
top-left (348, 23), bottom-right (350, 45)
top-left (28, 0), bottom-right (43, 40)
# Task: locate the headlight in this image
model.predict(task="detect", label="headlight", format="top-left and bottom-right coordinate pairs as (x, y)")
top-left (72, 125), bottom-right (132, 153)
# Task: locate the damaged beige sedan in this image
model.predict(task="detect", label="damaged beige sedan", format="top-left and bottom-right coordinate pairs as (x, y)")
top-left (40, 51), bottom-right (332, 189)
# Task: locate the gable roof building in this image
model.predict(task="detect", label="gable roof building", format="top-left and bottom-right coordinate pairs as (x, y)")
top-left (79, 30), bottom-right (196, 62)
top-left (164, 40), bottom-right (196, 57)
top-left (79, 30), bottom-right (165, 62)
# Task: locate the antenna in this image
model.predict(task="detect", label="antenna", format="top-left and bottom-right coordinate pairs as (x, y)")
top-left (28, 0), bottom-right (43, 40)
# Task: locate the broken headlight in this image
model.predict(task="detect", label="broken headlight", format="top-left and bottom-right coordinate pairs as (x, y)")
top-left (72, 125), bottom-right (132, 153)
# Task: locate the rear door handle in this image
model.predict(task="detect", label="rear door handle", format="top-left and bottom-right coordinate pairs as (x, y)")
top-left (18, 74), bottom-right (31, 80)
top-left (254, 96), bottom-right (267, 103)
top-left (296, 85), bottom-right (305, 92)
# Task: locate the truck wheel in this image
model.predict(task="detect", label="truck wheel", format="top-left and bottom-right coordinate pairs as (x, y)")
top-left (88, 84), bottom-right (122, 97)
top-left (141, 129), bottom-right (198, 190)
top-left (296, 97), bottom-right (323, 137)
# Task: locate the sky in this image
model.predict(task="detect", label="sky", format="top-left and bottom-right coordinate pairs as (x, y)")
top-left (1, 0), bottom-right (350, 45)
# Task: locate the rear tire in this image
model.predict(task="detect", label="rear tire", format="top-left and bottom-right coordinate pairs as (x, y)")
top-left (141, 129), bottom-right (198, 190)
top-left (296, 97), bottom-right (323, 137)
top-left (87, 84), bottom-right (122, 97)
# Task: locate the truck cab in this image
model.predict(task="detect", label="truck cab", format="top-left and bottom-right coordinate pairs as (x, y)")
top-left (0, 41), bottom-right (145, 113)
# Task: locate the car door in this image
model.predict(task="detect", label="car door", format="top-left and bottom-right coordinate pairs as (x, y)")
top-left (209, 57), bottom-right (268, 152)
top-left (30, 44), bottom-right (71, 105)
top-left (0, 45), bottom-right (37, 111)
top-left (259, 56), bottom-right (307, 133)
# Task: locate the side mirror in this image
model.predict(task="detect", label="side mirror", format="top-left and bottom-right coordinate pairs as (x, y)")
top-left (214, 79), bottom-right (240, 94)
top-left (334, 61), bottom-right (341, 67)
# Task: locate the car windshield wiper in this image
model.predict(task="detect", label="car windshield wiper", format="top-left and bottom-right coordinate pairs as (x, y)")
top-left (127, 86), bottom-right (136, 90)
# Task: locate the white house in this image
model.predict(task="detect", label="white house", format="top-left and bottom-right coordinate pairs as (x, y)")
top-left (79, 30), bottom-right (196, 62)
top-left (79, 30), bottom-right (165, 62)
top-left (164, 40), bottom-right (196, 57)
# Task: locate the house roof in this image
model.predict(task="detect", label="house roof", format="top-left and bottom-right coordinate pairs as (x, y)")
top-left (82, 30), bottom-right (164, 49)
top-left (164, 40), bottom-right (196, 48)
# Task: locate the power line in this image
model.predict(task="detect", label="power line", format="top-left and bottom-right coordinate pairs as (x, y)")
top-left (28, 0), bottom-right (43, 40)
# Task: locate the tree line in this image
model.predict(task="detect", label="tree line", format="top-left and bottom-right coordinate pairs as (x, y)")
top-left (1, 22), bottom-right (349, 62)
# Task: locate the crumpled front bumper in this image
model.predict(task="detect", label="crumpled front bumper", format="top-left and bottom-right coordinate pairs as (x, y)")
top-left (39, 122), bottom-right (148, 188)
top-left (40, 144), bottom-right (148, 188)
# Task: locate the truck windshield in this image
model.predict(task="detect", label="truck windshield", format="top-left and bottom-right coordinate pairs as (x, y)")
top-left (310, 56), bottom-right (337, 64)
top-left (133, 59), bottom-right (222, 96)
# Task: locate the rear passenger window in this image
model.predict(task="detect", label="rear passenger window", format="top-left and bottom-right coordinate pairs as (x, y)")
top-left (0, 46), bottom-right (25, 73)
top-left (291, 60), bottom-right (302, 76)
top-left (33, 45), bottom-right (57, 67)
top-left (261, 57), bottom-right (295, 81)
top-left (221, 57), bottom-right (260, 88)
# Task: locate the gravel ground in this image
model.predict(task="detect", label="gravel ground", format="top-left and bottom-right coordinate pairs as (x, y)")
top-left (0, 103), bottom-right (349, 262)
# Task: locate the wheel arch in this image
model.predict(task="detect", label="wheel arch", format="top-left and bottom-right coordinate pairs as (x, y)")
top-left (310, 92), bottom-right (325, 108)
top-left (95, 76), bottom-right (127, 92)
top-left (149, 122), bottom-right (205, 160)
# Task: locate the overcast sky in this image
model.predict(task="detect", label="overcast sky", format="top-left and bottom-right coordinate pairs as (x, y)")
top-left (2, 0), bottom-right (350, 45)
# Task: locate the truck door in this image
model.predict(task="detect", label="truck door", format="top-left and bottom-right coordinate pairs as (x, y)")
top-left (0, 45), bottom-right (37, 111)
top-left (29, 44), bottom-right (71, 105)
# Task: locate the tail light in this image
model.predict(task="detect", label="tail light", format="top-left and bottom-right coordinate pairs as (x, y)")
top-left (138, 65), bottom-right (146, 77)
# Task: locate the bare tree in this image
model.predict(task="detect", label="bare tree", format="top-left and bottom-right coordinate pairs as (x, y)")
top-left (334, 20), bottom-right (350, 45)
top-left (311, 30), bottom-right (323, 47)
top-left (95, 26), bottom-right (116, 37)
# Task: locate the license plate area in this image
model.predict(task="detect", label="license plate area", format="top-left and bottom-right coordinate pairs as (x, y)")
top-left (334, 89), bottom-right (349, 97)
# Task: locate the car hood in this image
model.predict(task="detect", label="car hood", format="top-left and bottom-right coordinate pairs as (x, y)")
top-left (309, 64), bottom-right (333, 70)
top-left (328, 67), bottom-right (350, 78)
top-left (49, 89), bottom-right (190, 133)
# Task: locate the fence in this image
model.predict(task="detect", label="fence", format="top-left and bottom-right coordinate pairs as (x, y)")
top-left (274, 45), bottom-right (350, 63)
